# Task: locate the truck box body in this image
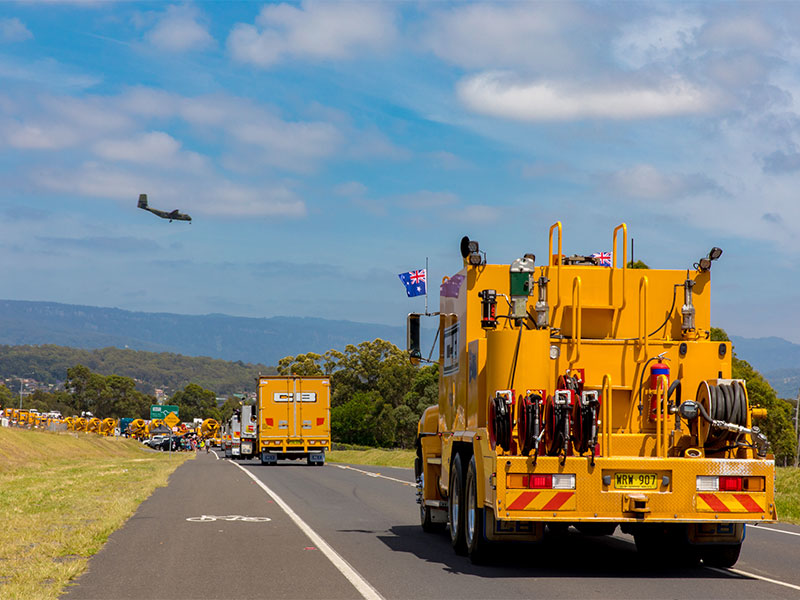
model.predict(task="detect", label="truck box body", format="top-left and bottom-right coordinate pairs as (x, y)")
top-left (239, 405), bottom-right (258, 458)
top-left (413, 222), bottom-right (775, 566)
top-left (257, 376), bottom-right (330, 465)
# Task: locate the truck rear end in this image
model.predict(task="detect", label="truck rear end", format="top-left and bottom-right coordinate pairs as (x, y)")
top-left (257, 376), bottom-right (331, 466)
top-left (239, 404), bottom-right (258, 459)
top-left (412, 222), bottom-right (776, 567)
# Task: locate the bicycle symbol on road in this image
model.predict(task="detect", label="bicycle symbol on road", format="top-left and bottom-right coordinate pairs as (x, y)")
top-left (186, 515), bottom-right (272, 522)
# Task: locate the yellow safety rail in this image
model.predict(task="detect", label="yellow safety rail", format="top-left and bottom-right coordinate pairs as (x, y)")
top-left (548, 221), bottom-right (563, 311)
top-left (570, 276), bottom-right (582, 363)
top-left (602, 373), bottom-right (613, 456)
top-left (638, 276), bottom-right (649, 361)
top-left (612, 223), bottom-right (627, 309)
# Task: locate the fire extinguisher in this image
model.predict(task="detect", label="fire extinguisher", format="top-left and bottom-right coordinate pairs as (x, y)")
top-left (649, 360), bottom-right (670, 422)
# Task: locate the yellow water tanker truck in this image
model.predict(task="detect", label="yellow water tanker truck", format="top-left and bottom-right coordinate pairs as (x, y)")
top-left (410, 222), bottom-right (775, 567)
top-left (257, 376), bottom-right (330, 466)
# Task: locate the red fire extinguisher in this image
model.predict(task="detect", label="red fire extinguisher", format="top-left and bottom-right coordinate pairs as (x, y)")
top-left (649, 361), bottom-right (670, 422)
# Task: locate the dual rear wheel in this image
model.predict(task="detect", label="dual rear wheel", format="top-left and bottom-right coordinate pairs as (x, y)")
top-left (449, 453), bottom-right (491, 563)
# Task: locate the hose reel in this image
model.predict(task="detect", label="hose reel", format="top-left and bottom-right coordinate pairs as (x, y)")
top-left (489, 391), bottom-right (513, 451)
top-left (516, 391), bottom-right (544, 458)
top-left (572, 390), bottom-right (600, 460)
top-left (695, 380), bottom-right (748, 450)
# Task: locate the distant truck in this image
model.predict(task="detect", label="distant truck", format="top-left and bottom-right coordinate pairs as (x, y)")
top-left (239, 404), bottom-right (258, 459)
top-left (257, 376), bottom-right (330, 466)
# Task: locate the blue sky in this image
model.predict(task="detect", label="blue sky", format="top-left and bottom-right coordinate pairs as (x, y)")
top-left (1, 2), bottom-right (800, 342)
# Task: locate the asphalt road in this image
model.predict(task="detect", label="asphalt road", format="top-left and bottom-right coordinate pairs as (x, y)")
top-left (65, 451), bottom-right (800, 599)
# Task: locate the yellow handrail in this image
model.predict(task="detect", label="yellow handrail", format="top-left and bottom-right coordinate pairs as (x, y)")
top-left (612, 223), bottom-right (627, 309)
top-left (570, 276), bottom-right (582, 363)
top-left (638, 276), bottom-right (648, 362)
top-left (602, 373), bottom-right (613, 456)
top-left (548, 221), bottom-right (563, 311)
top-left (654, 374), bottom-right (669, 457)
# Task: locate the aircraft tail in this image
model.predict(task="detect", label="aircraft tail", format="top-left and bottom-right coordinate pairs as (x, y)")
top-left (137, 194), bottom-right (148, 209)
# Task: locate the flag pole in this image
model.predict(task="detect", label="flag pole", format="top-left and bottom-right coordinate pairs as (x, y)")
top-left (425, 256), bottom-right (429, 316)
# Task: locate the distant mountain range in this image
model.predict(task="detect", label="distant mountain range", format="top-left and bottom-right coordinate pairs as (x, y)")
top-left (0, 299), bottom-right (797, 398)
top-left (730, 336), bottom-right (800, 399)
top-left (0, 300), bottom-right (409, 366)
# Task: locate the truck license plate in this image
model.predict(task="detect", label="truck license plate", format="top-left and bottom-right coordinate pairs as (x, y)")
top-left (288, 440), bottom-right (303, 444)
top-left (615, 473), bottom-right (658, 489)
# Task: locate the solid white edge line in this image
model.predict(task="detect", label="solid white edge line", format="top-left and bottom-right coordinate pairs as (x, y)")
top-left (334, 464), bottom-right (414, 486)
top-left (750, 524), bottom-right (800, 537)
top-left (229, 460), bottom-right (384, 600)
top-left (210, 450), bottom-right (220, 460)
top-left (706, 566), bottom-right (800, 592)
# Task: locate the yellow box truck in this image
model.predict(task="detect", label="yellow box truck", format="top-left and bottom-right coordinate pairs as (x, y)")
top-left (257, 376), bottom-right (331, 466)
top-left (410, 222), bottom-right (775, 567)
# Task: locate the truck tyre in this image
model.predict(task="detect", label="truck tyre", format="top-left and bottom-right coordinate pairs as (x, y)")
top-left (465, 455), bottom-right (491, 564)
top-left (448, 453), bottom-right (467, 555)
top-left (700, 543), bottom-right (741, 568)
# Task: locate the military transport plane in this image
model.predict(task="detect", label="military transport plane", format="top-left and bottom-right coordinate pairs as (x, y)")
top-left (137, 194), bottom-right (192, 223)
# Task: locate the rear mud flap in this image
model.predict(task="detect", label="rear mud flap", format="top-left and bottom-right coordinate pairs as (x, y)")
top-left (484, 510), bottom-right (545, 542)
top-left (688, 523), bottom-right (745, 546)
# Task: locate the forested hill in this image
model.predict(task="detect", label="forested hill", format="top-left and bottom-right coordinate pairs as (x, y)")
top-left (0, 345), bottom-right (277, 396)
top-left (0, 300), bottom-right (407, 365)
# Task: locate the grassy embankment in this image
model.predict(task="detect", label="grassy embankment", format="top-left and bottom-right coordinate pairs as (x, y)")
top-left (327, 447), bottom-right (414, 468)
top-left (776, 467), bottom-right (800, 525)
top-left (0, 427), bottom-right (190, 600)
top-left (328, 449), bottom-right (800, 525)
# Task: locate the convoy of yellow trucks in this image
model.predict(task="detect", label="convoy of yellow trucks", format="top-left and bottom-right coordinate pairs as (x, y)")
top-left (409, 222), bottom-right (775, 567)
top-left (1, 221), bottom-right (780, 571)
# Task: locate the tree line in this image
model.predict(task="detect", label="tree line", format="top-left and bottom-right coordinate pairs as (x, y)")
top-left (5, 334), bottom-right (797, 462)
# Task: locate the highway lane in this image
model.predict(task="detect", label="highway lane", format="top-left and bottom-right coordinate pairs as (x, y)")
top-left (239, 458), bottom-right (800, 600)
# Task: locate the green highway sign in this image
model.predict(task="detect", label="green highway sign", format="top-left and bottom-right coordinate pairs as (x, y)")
top-left (150, 404), bottom-right (179, 420)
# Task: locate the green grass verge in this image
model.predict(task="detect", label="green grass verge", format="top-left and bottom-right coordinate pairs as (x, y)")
top-left (776, 466), bottom-right (800, 525)
top-left (0, 427), bottom-right (190, 600)
top-left (327, 448), bottom-right (415, 468)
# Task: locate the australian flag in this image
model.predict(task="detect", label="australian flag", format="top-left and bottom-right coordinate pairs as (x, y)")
top-left (592, 252), bottom-right (612, 267)
top-left (398, 269), bottom-right (427, 297)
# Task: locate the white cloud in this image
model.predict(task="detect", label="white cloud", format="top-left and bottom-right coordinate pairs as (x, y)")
top-left (612, 12), bottom-right (703, 70)
top-left (423, 3), bottom-right (593, 72)
top-left (700, 16), bottom-right (774, 49)
top-left (606, 164), bottom-right (718, 200)
top-left (0, 17), bottom-right (33, 43)
top-left (93, 131), bottom-right (206, 171)
top-left (458, 71), bottom-right (717, 121)
top-left (145, 5), bottom-right (213, 52)
top-left (227, 1), bottom-right (395, 67)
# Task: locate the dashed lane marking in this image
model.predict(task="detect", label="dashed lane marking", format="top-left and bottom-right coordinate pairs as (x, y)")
top-left (229, 460), bottom-right (384, 600)
top-left (706, 567), bottom-right (800, 592)
top-left (334, 464), bottom-right (414, 487)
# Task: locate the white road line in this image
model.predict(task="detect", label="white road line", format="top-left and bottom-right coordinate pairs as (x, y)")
top-left (210, 450), bottom-right (220, 460)
top-left (706, 566), bottom-right (800, 592)
top-left (750, 524), bottom-right (800, 537)
top-left (229, 460), bottom-right (384, 600)
top-left (334, 464), bottom-right (414, 487)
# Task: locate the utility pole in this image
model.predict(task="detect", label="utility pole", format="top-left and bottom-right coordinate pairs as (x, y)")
top-left (794, 389), bottom-right (800, 467)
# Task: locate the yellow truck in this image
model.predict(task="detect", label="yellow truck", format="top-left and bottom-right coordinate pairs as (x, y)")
top-left (257, 376), bottom-right (331, 466)
top-left (410, 222), bottom-right (775, 567)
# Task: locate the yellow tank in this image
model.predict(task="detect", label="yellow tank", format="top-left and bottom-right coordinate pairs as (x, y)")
top-left (99, 418), bottom-right (117, 436)
top-left (413, 221), bottom-right (775, 567)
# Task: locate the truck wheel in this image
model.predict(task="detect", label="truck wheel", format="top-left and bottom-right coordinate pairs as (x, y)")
top-left (448, 453), bottom-right (467, 555)
top-left (465, 455), bottom-right (491, 564)
top-left (701, 543), bottom-right (741, 568)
